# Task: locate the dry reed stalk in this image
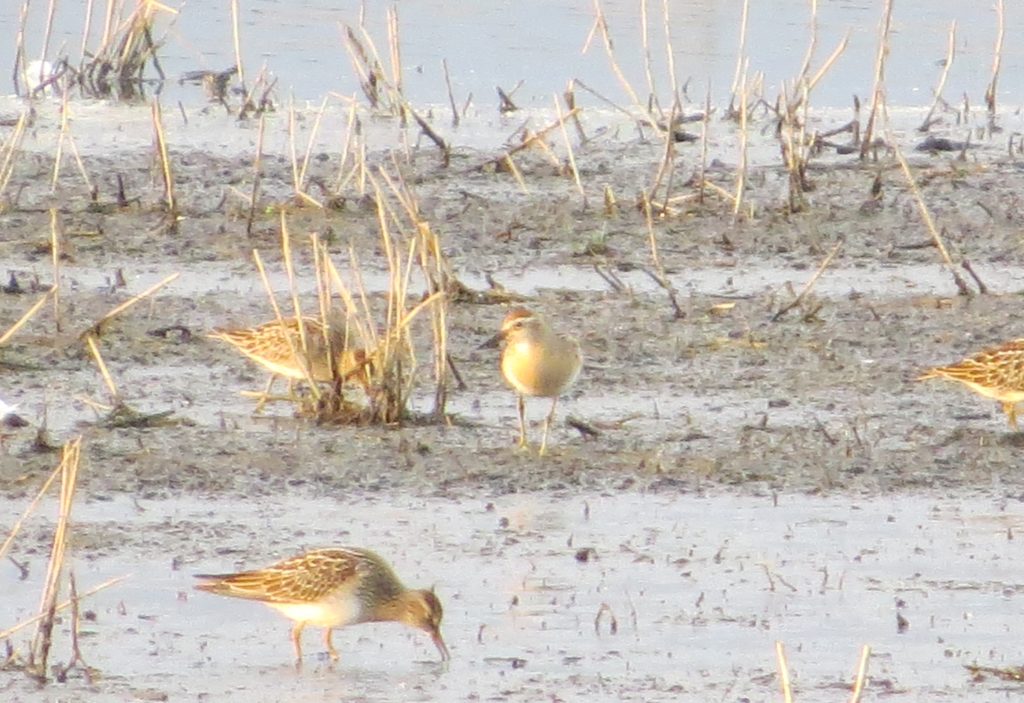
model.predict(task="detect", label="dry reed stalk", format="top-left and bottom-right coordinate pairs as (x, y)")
top-left (442, 59), bottom-right (460, 127)
top-left (892, 143), bottom-right (971, 295)
top-left (387, 6), bottom-right (403, 101)
top-left (984, 0), bottom-right (1004, 131)
top-left (641, 194), bottom-right (683, 318)
top-left (39, 0), bottom-right (58, 86)
top-left (0, 576), bottom-right (127, 643)
top-left (377, 166), bottom-right (454, 417)
top-left (0, 463), bottom-right (62, 564)
top-left (849, 644), bottom-right (871, 703)
top-left (484, 108), bottom-right (581, 171)
top-left (230, 0), bottom-right (246, 89)
top-left (588, 0), bottom-right (642, 110)
top-left (555, 96), bottom-right (586, 206)
top-left (250, 244), bottom-right (321, 399)
top-left (84, 333), bottom-right (119, 400)
top-left (332, 101), bottom-right (363, 193)
top-left (647, 102), bottom-right (678, 207)
top-left (0, 109), bottom-right (29, 208)
top-left (697, 87), bottom-right (711, 204)
top-left (287, 97), bottom-right (328, 208)
top-left (733, 66), bottom-right (749, 218)
top-left (27, 436), bottom-right (81, 680)
top-left (775, 641), bottom-right (794, 703)
top-left (80, 0), bottom-right (96, 66)
top-left (49, 210), bottom-right (62, 333)
top-left (246, 113), bottom-right (266, 236)
top-left (12, 0), bottom-right (30, 96)
top-left (0, 289), bottom-right (54, 347)
top-left (151, 99), bottom-right (177, 227)
top-left (639, 0), bottom-right (658, 106)
top-left (919, 22), bottom-right (956, 132)
top-left (79, 272), bottom-right (180, 338)
top-left (860, 0), bottom-right (894, 159)
top-left (660, 0), bottom-right (679, 101)
top-left (727, 0), bottom-right (750, 117)
top-left (771, 240), bottom-right (842, 321)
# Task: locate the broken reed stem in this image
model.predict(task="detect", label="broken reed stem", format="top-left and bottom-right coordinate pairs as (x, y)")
top-left (442, 58), bottom-right (460, 127)
top-left (0, 112), bottom-right (28, 209)
top-left (660, 0), bottom-right (679, 100)
top-left (849, 645), bottom-right (871, 703)
top-left (892, 143), bottom-right (971, 295)
top-left (728, 0), bottom-right (750, 114)
top-left (0, 289), bottom-right (54, 347)
top-left (84, 333), bottom-right (119, 400)
top-left (230, 0), bottom-right (245, 89)
top-left (733, 66), bottom-right (749, 217)
top-left (639, 0), bottom-right (657, 105)
top-left (647, 102), bottom-right (677, 205)
top-left (0, 461), bottom-right (63, 564)
top-left (697, 87), bottom-right (711, 204)
top-left (771, 239), bottom-right (842, 321)
top-left (984, 0), bottom-right (1004, 125)
top-left (775, 642), bottom-right (794, 703)
top-left (80, 272), bottom-right (180, 338)
top-left (289, 96), bottom-right (328, 207)
top-left (387, 6), bottom-right (403, 107)
top-left (29, 436), bottom-right (81, 680)
top-left (246, 113), bottom-right (266, 237)
top-left (920, 22), bottom-right (956, 132)
top-left (554, 95), bottom-right (586, 206)
top-left (0, 576), bottom-right (127, 642)
top-left (860, 0), bottom-right (894, 159)
top-left (590, 0), bottom-right (642, 110)
top-left (641, 194), bottom-right (684, 318)
top-left (50, 209), bottom-right (62, 333)
top-left (151, 100), bottom-right (177, 224)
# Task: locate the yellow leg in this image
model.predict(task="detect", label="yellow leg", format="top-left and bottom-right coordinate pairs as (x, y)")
top-left (516, 395), bottom-right (528, 447)
top-left (291, 622), bottom-right (305, 667)
top-left (1004, 402), bottom-right (1018, 430)
top-left (539, 397), bottom-right (558, 456)
top-left (252, 375), bottom-right (277, 414)
top-left (323, 628), bottom-right (339, 661)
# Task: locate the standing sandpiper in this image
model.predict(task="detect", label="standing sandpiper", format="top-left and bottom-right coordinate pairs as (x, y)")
top-left (482, 307), bottom-right (582, 454)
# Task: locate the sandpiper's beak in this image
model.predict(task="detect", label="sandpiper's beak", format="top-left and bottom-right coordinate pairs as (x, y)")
top-left (479, 331), bottom-right (504, 350)
top-left (431, 628), bottom-right (450, 661)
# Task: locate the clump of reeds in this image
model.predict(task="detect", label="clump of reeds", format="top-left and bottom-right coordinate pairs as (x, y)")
top-left (0, 437), bottom-right (124, 682)
top-left (14, 0), bottom-right (174, 101)
top-left (773, 0), bottom-right (848, 212)
top-left (245, 190), bottom-right (448, 426)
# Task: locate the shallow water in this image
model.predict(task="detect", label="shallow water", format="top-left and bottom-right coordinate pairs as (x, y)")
top-left (3, 1), bottom-right (1023, 108)
top-left (2, 491), bottom-right (1022, 701)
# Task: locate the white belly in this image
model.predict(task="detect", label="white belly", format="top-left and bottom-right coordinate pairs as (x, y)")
top-left (268, 592), bottom-right (363, 627)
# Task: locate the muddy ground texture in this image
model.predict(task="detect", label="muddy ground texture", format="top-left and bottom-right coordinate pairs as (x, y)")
top-left (2, 108), bottom-right (1024, 503)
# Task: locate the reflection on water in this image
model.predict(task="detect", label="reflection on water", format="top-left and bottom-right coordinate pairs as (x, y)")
top-left (1, 0), bottom-right (1021, 107)
top-left (1, 492), bottom-right (1022, 701)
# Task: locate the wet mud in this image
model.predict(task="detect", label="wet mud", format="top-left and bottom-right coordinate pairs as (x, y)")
top-left (3, 102), bottom-right (1024, 700)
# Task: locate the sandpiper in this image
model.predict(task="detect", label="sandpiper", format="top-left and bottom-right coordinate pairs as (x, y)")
top-left (919, 338), bottom-right (1024, 428)
top-left (208, 316), bottom-right (371, 390)
top-left (195, 546), bottom-right (449, 665)
top-left (482, 307), bottom-right (582, 454)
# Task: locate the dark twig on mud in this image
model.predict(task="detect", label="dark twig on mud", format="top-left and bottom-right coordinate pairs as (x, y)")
top-left (961, 260), bottom-right (989, 294)
top-left (771, 240), bottom-right (842, 322)
top-left (442, 59), bottom-right (460, 127)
